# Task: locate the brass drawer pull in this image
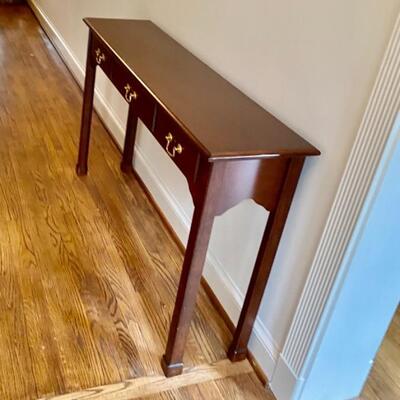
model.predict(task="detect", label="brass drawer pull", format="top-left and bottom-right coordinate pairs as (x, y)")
top-left (124, 83), bottom-right (138, 103)
top-left (95, 48), bottom-right (105, 65)
top-left (165, 133), bottom-right (183, 158)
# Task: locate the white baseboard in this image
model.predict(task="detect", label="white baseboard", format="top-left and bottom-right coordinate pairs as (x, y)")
top-left (28, 0), bottom-right (279, 382)
top-left (270, 355), bottom-right (304, 400)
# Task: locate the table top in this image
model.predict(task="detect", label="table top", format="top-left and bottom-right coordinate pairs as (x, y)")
top-left (85, 18), bottom-right (320, 160)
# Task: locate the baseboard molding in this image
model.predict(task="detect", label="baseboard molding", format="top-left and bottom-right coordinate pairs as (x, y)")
top-left (27, 0), bottom-right (85, 89)
top-left (28, 0), bottom-right (279, 382)
top-left (270, 355), bottom-right (304, 400)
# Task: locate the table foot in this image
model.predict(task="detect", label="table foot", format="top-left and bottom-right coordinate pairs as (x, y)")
top-left (120, 161), bottom-right (133, 174)
top-left (227, 346), bottom-right (248, 362)
top-left (76, 164), bottom-right (88, 176)
top-left (161, 355), bottom-right (184, 377)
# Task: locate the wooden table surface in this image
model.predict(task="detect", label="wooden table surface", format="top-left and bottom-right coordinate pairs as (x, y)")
top-left (85, 18), bottom-right (319, 160)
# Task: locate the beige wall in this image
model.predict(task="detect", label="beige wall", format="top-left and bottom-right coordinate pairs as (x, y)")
top-left (30, 0), bottom-right (400, 376)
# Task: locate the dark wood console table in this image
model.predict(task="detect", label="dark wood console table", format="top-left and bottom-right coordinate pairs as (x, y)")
top-left (76, 18), bottom-right (320, 377)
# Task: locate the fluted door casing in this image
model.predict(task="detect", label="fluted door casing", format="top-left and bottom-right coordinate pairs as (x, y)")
top-left (275, 10), bottom-right (400, 390)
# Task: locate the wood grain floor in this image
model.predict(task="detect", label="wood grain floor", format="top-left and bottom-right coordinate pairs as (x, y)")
top-left (0, 5), bottom-right (274, 400)
top-left (362, 306), bottom-right (400, 400)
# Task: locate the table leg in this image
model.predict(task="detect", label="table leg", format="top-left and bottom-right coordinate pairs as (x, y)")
top-left (228, 157), bottom-right (305, 361)
top-left (76, 34), bottom-right (96, 176)
top-left (121, 104), bottom-right (139, 173)
top-left (161, 166), bottom-right (218, 377)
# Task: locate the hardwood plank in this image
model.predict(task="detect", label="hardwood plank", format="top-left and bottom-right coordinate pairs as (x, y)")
top-left (0, 5), bottom-right (274, 400)
top-left (39, 359), bottom-right (252, 400)
top-left (146, 372), bottom-right (275, 400)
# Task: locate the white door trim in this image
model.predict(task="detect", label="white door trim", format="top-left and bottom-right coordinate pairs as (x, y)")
top-left (271, 11), bottom-right (400, 400)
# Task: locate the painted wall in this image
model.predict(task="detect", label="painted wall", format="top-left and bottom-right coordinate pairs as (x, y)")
top-left (298, 117), bottom-right (400, 400)
top-left (29, 0), bottom-right (400, 378)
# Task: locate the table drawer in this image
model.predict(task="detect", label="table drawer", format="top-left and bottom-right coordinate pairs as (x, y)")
top-left (154, 107), bottom-right (200, 182)
top-left (91, 34), bottom-right (113, 80)
top-left (112, 59), bottom-right (156, 131)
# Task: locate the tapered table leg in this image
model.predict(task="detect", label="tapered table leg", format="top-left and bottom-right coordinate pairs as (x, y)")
top-left (76, 33), bottom-right (96, 176)
top-left (161, 165), bottom-right (219, 377)
top-left (228, 157), bottom-right (305, 361)
top-left (121, 104), bottom-right (139, 173)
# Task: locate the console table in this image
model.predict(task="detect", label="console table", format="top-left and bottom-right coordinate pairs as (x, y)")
top-left (76, 18), bottom-right (320, 377)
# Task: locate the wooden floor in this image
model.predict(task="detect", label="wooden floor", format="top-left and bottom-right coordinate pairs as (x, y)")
top-left (362, 306), bottom-right (400, 400)
top-left (0, 5), bottom-right (274, 400)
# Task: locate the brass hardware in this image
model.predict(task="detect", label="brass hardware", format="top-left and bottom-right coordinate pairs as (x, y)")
top-left (174, 143), bottom-right (183, 155)
top-left (165, 133), bottom-right (183, 157)
top-left (124, 83), bottom-right (138, 103)
top-left (95, 48), bottom-right (105, 65)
